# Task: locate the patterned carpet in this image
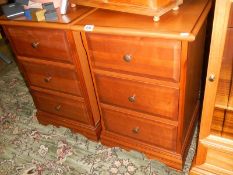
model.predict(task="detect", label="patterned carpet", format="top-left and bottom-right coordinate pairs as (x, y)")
top-left (0, 43), bottom-right (197, 175)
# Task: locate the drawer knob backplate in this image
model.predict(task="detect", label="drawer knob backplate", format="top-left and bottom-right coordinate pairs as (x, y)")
top-left (132, 127), bottom-right (140, 134)
top-left (123, 54), bottom-right (132, 62)
top-left (44, 76), bottom-right (52, 83)
top-left (31, 42), bottom-right (40, 48)
top-left (55, 105), bottom-right (61, 111)
top-left (128, 94), bottom-right (136, 102)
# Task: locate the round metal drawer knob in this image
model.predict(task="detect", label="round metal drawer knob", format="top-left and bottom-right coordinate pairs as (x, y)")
top-left (44, 76), bottom-right (52, 83)
top-left (153, 16), bottom-right (160, 22)
top-left (123, 54), bottom-right (132, 62)
top-left (208, 74), bottom-right (215, 82)
top-left (55, 105), bottom-right (61, 111)
top-left (31, 42), bottom-right (40, 48)
top-left (132, 127), bottom-right (140, 134)
top-left (128, 94), bottom-right (136, 102)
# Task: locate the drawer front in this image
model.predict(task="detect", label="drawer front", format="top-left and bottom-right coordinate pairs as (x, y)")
top-left (95, 74), bottom-right (179, 120)
top-left (7, 26), bottom-right (72, 63)
top-left (102, 107), bottom-right (177, 151)
top-left (32, 90), bottom-right (89, 124)
top-left (87, 34), bottom-right (181, 82)
top-left (21, 60), bottom-right (82, 96)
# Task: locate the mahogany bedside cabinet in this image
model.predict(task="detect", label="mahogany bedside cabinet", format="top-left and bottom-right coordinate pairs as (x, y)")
top-left (0, 6), bottom-right (102, 141)
top-left (71, 0), bottom-right (211, 170)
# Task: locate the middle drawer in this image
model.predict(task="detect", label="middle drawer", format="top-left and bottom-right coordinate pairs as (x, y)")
top-left (95, 74), bottom-right (179, 120)
top-left (20, 59), bottom-right (82, 96)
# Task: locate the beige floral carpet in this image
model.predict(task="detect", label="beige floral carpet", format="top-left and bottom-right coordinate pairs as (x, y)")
top-left (0, 44), bottom-right (197, 175)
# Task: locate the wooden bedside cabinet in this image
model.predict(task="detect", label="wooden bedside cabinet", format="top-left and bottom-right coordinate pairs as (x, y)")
top-left (72, 0), bottom-right (211, 170)
top-left (0, 6), bottom-right (102, 141)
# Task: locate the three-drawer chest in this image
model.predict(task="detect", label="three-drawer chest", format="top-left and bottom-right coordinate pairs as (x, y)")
top-left (1, 6), bottom-right (102, 141)
top-left (71, 0), bottom-right (211, 169)
top-left (0, 0), bottom-right (211, 170)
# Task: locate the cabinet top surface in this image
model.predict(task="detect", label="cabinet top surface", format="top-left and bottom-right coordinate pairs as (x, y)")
top-left (0, 6), bottom-right (94, 29)
top-left (0, 0), bottom-right (211, 40)
top-left (72, 0), bottom-right (210, 41)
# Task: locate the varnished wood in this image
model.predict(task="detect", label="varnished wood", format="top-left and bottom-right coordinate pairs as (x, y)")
top-left (100, 104), bottom-right (182, 170)
top-left (94, 69), bottom-right (179, 88)
top-left (77, 0), bottom-right (210, 170)
top-left (37, 110), bottom-right (101, 141)
top-left (215, 29), bottom-right (233, 109)
top-left (191, 135), bottom-right (233, 174)
top-left (31, 89), bottom-right (90, 124)
top-left (71, 31), bottom-right (101, 126)
top-left (0, 6), bottom-right (95, 29)
top-left (182, 22), bottom-right (206, 141)
top-left (19, 57), bottom-right (83, 96)
top-left (71, 0), bottom-right (211, 41)
top-left (190, 0), bottom-right (233, 174)
top-left (205, 146), bottom-right (233, 173)
top-left (2, 22), bottom-right (102, 141)
top-left (86, 33), bottom-right (181, 82)
top-left (6, 26), bottom-right (73, 63)
top-left (229, 4), bottom-right (233, 27)
top-left (101, 104), bottom-right (177, 151)
top-left (179, 22), bottom-right (207, 156)
top-left (222, 111), bottom-right (233, 139)
top-left (197, 0), bottom-right (231, 141)
top-left (211, 109), bottom-right (225, 135)
top-left (95, 73), bottom-right (179, 120)
top-left (70, 0), bottom-right (183, 17)
top-left (0, 0), bottom-right (211, 170)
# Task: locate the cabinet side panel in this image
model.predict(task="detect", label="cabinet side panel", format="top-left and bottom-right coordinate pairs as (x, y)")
top-left (181, 22), bottom-right (207, 151)
top-left (72, 31), bottom-right (101, 126)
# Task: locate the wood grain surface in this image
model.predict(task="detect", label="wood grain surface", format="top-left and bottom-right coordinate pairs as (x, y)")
top-left (70, 0), bottom-right (182, 17)
top-left (72, 0), bottom-right (210, 41)
top-left (7, 27), bottom-right (73, 63)
top-left (86, 33), bottom-right (181, 82)
top-left (20, 58), bottom-right (83, 97)
top-left (95, 74), bottom-right (179, 120)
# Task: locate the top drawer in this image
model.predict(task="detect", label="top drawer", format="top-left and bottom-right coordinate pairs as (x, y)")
top-left (6, 26), bottom-right (73, 63)
top-left (86, 33), bottom-right (181, 82)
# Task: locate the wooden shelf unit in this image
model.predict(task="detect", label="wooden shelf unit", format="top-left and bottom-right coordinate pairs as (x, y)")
top-left (190, 0), bottom-right (233, 174)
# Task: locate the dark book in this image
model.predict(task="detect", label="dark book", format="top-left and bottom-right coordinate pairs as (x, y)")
top-left (1, 3), bottom-right (24, 19)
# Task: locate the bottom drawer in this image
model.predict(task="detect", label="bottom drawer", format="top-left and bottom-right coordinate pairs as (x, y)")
top-left (32, 90), bottom-right (89, 124)
top-left (101, 105), bottom-right (177, 151)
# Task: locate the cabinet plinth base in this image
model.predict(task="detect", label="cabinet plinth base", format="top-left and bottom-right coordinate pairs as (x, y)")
top-left (37, 110), bottom-right (101, 141)
top-left (101, 131), bottom-right (184, 171)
